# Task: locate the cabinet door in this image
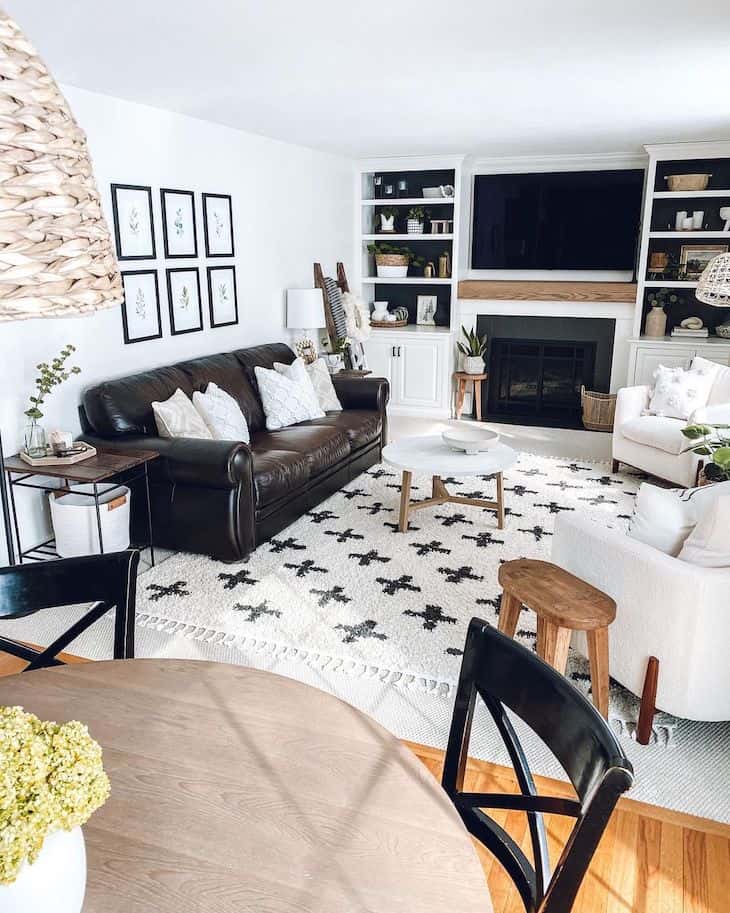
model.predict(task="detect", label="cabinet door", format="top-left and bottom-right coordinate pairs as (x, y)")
top-left (364, 338), bottom-right (394, 388)
top-left (395, 338), bottom-right (444, 409)
top-left (633, 347), bottom-right (693, 386)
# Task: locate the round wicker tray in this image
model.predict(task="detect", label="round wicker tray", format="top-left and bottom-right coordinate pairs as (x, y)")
top-left (370, 319), bottom-right (408, 328)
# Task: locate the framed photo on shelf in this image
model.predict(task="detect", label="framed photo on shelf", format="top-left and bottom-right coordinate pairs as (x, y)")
top-left (166, 268), bottom-right (203, 335)
top-left (416, 294), bottom-right (437, 326)
top-left (679, 244), bottom-right (728, 280)
top-left (202, 192), bottom-right (234, 257)
top-left (207, 265), bottom-right (238, 328)
top-left (120, 270), bottom-right (162, 344)
top-left (111, 183), bottom-right (156, 260)
top-left (160, 188), bottom-right (198, 258)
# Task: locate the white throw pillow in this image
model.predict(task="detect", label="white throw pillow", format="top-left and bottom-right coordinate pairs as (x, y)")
top-left (678, 496), bottom-right (730, 568)
top-left (274, 358), bottom-right (342, 412)
top-left (628, 479), bottom-right (730, 555)
top-left (152, 388), bottom-right (212, 440)
top-left (691, 355), bottom-right (730, 407)
top-left (255, 359), bottom-right (325, 430)
top-left (193, 382), bottom-right (250, 443)
top-left (648, 365), bottom-right (715, 420)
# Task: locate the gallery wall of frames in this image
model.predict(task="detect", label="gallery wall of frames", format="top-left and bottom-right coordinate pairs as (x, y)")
top-left (111, 184), bottom-right (239, 344)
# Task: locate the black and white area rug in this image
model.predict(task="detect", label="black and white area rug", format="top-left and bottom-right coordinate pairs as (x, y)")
top-left (136, 452), bottom-right (657, 732)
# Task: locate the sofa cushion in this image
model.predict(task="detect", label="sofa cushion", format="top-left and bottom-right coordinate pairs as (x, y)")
top-left (234, 344), bottom-right (295, 433)
top-left (620, 415), bottom-right (687, 455)
top-left (252, 426), bottom-right (350, 476)
top-left (303, 410), bottom-right (382, 450)
top-left (250, 447), bottom-right (310, 507)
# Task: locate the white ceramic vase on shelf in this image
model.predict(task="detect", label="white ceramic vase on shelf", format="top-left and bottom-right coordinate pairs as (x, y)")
top-left (463, 355), bottom-right (484, 375)
top-left (645, 304), bottom-right (668, 338)
top-left (3, 827), bottom-right (86, 913)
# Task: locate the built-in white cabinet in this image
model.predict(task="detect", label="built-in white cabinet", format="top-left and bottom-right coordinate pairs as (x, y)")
top-left (627, 338), bottom-right (730, 386)
top-left (364, 329), bottom-right (452, 416)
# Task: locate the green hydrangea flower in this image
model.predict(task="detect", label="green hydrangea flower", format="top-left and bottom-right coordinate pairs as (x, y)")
top-left (0, 706), bottom-right (110, 885)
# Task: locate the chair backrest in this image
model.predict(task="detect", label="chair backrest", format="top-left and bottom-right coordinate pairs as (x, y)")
top-left (442, 619), bottom-right (633, 913)
top-left (0, 551), bottom-right (139, 668)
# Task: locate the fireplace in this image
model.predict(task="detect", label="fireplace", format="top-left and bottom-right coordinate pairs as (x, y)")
top-left (476, 315), bottom-right (615, 428)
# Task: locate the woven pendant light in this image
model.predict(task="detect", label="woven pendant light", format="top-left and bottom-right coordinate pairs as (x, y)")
top-left (696, 253), bottom-right (730, 307)
top-left (0, 11), bottom-right (121, 321)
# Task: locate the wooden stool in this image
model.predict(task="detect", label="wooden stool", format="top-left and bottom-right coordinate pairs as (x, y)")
top-left (454, 371), bottom-right (488, 421)
top-left (497, 558), bottom-right (616, 719)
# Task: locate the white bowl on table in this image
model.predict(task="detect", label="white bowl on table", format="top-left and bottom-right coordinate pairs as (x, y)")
top-left (442, 427), bottom-right (500, 455)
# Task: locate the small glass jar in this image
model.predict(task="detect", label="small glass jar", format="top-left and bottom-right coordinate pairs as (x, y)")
top-left (24, 419), bottom-right (47, 458)
top-left (397, 179), bottom-right (408, 198)
top-left (373, 175), bottom-right (383, 199)
top-left (384, 183), bottom-right (394, 198)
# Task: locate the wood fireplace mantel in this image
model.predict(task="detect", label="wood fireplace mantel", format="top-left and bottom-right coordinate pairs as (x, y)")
top-left (457, 280), bottom-right (637, 304)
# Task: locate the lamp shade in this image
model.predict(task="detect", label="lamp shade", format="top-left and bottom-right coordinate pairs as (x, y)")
top-left (286, 288), bottom-right (325, 329)
top-left (0, 12), bottom-right (122, 321)
top-left (696, 253), bottom-right (730, 307)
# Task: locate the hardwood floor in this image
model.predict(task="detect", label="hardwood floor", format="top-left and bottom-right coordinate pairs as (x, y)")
top-left (1, 651), bottom-right (726, 912)
top-left (407, 740), bottom-right (730, 913)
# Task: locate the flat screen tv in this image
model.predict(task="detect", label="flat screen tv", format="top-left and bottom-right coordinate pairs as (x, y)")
top-left (471, 169), bottom-right (644, 271)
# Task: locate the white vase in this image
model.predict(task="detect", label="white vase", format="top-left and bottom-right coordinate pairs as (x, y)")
top-left (2, 827), bottom-right (86, 913)
top-left (463, 355), bottom-right (484, 374)
top-left (645, 304), bottom-right (667, 338)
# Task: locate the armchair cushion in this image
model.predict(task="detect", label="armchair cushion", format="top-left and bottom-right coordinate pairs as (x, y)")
top-left (679, 496), bottom-right (730, 568)
top-left (692, 355), bottom-right (730, 405)
top-left (620, 415), bottom-right (686, 454)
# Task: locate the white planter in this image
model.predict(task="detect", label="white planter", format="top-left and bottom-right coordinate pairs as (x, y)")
top-left (2, 827), bottom-right (86, 913)
top-left (463, 355), bottom-right (485, 374)
top-left (407, 219), bottom-right (424, 234)
top-left (376, 264), bottom-right (409, 278)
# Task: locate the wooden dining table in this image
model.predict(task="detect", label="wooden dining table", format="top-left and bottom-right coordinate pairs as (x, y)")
top-left (0, 659), bottom-right (492, 912)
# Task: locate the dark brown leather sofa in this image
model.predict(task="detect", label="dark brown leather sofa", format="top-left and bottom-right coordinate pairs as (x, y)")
top-left (79, 343), bottom-right (389, 562)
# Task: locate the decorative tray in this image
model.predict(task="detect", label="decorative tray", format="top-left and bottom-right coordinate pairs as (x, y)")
top-left (370, 319), bottom-right (408, 328)
top-left (19, 443), bottom-right (97, 467)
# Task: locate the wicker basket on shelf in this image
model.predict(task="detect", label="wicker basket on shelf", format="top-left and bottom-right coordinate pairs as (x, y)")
top-left (580, 386), bottom-right (617, 432)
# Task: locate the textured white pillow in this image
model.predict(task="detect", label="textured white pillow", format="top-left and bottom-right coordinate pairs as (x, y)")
top-left (255, 359), bottom-right (325, 431)
top-left (678, 496), bottom-right (730, 567)
top-left (274, 358), bottom-right (342, 412)
top-left (193, 382), bottom-right (250, 443)
top-left (648, 365), bottom-right (714, 420)
top-left (152, 388), bottom-right (212, 440)
top-left (691, 355), bottom-right (730, 406)
top-left (628, 480), bottom-right (730, 555)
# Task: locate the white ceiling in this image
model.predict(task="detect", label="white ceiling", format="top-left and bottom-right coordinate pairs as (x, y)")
top-left (6, 0), bottom-right (730, 159)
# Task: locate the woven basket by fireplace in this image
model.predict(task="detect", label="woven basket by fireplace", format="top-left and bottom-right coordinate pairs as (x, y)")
top-left (0, 12), bottom-right (122, 321)
top-left (580, 386), bottom-right (616, 432)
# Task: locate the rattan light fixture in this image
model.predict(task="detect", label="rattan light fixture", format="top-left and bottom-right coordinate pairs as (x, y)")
top-left (696, 253), bottom-right (730, 307)
top-left (0, 11), bottom-right (121, 321)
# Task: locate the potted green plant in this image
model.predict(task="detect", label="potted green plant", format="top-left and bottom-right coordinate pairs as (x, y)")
top-left (681, 422), bottom-right (730, 482)
top-left (377, 207), bottom-right (398, 233)
top-left (367, 242), bottom-right (425, 278)
top-left (406, 206), bottom-right (428, 234)
top-left (23, 344), bottom-right (80, 457)
top-left (457, 325), bottom-right (488, 374)
top-left (0, 705), bottom-right (110, 912)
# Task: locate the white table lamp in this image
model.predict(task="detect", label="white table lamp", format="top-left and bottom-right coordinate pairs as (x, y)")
top-left (696, 253), bottom-right (730, 307)
top-left (286, 288), bottom-right (326, 361)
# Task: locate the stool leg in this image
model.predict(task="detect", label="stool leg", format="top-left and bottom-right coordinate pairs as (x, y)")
top-left (537, 618), bottom-right (571, 674)
top-left (456, 379), bottom-right (466, 419)
top-left (398, 470), bottom-right (412, 533)
top-left (497, 591), bottom-right (522, 638)
top-left (586, 626), bottom-right (610, 719)
top-left (474, 379), bottom-right (482, 421)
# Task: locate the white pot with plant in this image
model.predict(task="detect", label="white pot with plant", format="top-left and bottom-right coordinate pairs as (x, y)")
top-left (406, 206), bottom-right (427, 234)
top-left (367, 242), bottom-right (425, 278)
top-left (681, 422), bottom-right (730, 484)
top-left (457, 325), bottom-right (487, 374)
top-left (0, 705), bottom-right (110, 913)
top-left (378, 207), bottom-right (397, 233)
top-left (23, 344), bottom-right (81, 457)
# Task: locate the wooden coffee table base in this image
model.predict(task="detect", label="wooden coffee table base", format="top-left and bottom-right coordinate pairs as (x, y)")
top-left (398, 471), bottom-right (505, 532)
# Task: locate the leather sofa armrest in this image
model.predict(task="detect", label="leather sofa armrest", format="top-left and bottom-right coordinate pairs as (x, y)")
top-left (79, 433), bottom-right (252, 490)
top-left (332, 375), bottom-right (390, 413)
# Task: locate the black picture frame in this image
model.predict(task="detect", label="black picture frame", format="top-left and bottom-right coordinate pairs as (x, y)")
top-left (166, 268), bottom-right (204, 336)
top-left (160, 187), bottom-right (198, 259)
top-left (120, 270), bottom-right (162, 344)
top-left (202, 192), bottom-right (234, 257)
top-left (206, 265), bottom-right (239, 328)
top-left (110, 183), bottom-right (156, 260)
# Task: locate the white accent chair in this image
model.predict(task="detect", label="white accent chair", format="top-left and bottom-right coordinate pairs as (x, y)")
top-left (612, 358), bottom-right (730, 487)
top-left (552, 514), bottom-right (730, 735)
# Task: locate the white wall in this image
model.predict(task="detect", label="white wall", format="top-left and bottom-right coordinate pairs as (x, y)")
top-left (0, 85), bottom-right (354, 562)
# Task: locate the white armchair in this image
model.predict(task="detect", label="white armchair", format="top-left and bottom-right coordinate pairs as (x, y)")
top-left (552, 514), bottom-right (730, 728)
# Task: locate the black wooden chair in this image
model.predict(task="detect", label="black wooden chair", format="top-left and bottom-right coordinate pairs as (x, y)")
top-left (442, 618), bottom-right (633, 913)
top-left (0, 550), bottom-right (139, 671)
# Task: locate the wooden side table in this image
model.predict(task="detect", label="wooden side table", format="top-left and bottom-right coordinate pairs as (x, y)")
top-left (497, 558), bottom-right (616, 718)
top-left (454, 371), bottom-right (488, 421)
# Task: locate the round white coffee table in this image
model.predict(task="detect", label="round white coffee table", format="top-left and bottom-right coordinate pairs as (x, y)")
top-left (382, 434), bottom-right (518, 532)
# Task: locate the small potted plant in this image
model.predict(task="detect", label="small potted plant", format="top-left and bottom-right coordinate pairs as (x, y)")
top-left (377, 207), bottom-right (397, 233)
top-left (23, 344), bottom-right (81, 457)
top-left (645, 289), bottom-right (677, 337)
top-left (681, 422), bottom-right (730, 483)
top-left (0, 705), bottom-right (110, 912)
top-left (457, 325), bottom-right (488, 374)
top-left (406, 206), bottom-right (428, 234)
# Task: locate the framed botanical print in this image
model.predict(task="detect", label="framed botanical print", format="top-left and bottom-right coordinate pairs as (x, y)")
top-left (202, 192), bottom-right (234, 257)
top-left (207, 265), bottom-right (238, 328)
top-left (120, 270), bottom-right (162, 344)
top-left (160, 188), bottom-right (198, 258)
top-left (111, 183), bottom-right (156, 260)
top-left (417, 294), bottom-right (437, 326)
top-left (166, 268), bottom-right (203, 335)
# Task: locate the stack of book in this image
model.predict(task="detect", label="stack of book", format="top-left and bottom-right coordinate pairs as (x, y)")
top-left (671, 326), bottom-right (709, 338)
